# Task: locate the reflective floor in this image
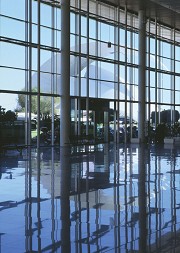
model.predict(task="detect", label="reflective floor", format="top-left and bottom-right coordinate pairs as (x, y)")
top-left (1, 143), bottom-right (180, 253)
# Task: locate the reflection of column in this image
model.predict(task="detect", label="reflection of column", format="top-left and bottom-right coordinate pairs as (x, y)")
top-left (138, 7), bottom-right (146, 143)
top-left (60, 0), bottom-right (71, 146)
top-left (86, 157), bottom-right (90, 252)
top-left (60, 147), bottom-right (71, 253)
top-left (154, 150), bottom-right (158, 249)
top-left (138, 145), bottom-right (147, 253)
top-left (124, 146), bottom-right (128, 250)
top-left (129, 147), bottom-right (134, 251)
top-left (113, 144), bottom-right (118, 250)
top-left (25, 147), bottom-right (33, 252)
top-left (37, 149), bottom-right (41, 252)
top-left (171, 149), bottom-right (176, 246)
top-left (51, 148), bottom-right (55, 246)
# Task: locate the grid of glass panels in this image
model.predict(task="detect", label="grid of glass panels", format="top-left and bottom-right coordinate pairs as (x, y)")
top-left (1, 0), bottom-right (180, 145)
top-left (0, 0), bottom-right (61, 146)
top-left (1, 1), bottom-right (180, 252)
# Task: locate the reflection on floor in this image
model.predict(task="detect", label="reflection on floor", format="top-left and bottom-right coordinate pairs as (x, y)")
top-left (1, 143), bottom-right (180, 252)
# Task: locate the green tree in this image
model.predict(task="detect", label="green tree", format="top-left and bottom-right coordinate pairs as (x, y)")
top-left (17, 88), bottom-right (37, 113)
top-left (17, 89), bottom-right (54, 116)
top-left (5, 110), bottom-right (17, 122)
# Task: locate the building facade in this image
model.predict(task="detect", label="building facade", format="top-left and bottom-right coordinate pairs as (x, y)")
top-left (1, 0), bottom-right (180, 146)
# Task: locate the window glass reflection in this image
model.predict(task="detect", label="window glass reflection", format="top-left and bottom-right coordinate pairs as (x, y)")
top-left (1, 17), bottom-right (25, 41)
top-left (0, 42), bottom-right (25, 69)
top-left (0, 67), bottom-right (25, 91)
top-left (0, 0), bottom-right (25, 19)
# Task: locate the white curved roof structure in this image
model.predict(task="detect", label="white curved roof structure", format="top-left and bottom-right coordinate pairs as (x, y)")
top-left (32, 42), bottom-right (129, 97)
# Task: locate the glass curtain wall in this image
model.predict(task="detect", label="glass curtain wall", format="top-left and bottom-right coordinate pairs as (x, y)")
top-left (1, 0), bottom-right (180, 146)
top-left (147, 19), bottom-right (180, 139)
top-left (71, 0), bottom-right (180, 142)
top-left (0, 0), bottom-right (61, 147)
top-left (70, 1), bottom-right (139, 143)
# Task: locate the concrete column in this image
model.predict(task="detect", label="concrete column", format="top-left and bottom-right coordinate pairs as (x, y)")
top-left (60, 0), bottom-right (71, 146)
top-left (138, 9), bottom-right (146, 143)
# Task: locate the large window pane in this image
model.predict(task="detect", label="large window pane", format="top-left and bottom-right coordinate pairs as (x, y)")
top-left (41, 27), bottom-right (52, 47)
top-left (0, 16), bottom-right (25, 41)
top-left (41, 3), bottom-right (52, 27)
top-left (0, 42), bottom-right (25, 69)
top-left (0, 67), bottom-right (25, 91)
top-left (98, 81), bottom-right (114, 99)
top-left (0, 0), bottom-right (25, 19)
top-left (0, 93), bottom-right (18, 111)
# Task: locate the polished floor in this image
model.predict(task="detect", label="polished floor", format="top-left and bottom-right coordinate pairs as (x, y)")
top-left (1, 143), bottom-right (180, 253)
